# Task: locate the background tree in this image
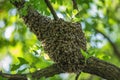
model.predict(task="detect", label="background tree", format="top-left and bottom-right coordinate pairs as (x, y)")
top-left (0, 0), bottom-right (120, 80)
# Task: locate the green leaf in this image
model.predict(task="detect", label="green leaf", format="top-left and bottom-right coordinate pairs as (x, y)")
top-left (40, 77), bottom-right (46, 80)
top-left (80, 49), bottom-right (88, 59)
top-left (51, 0), bottom-right (63, 5)
top-left (11, 57), bottom-right (29, 71)
top-left (18, 57), bottom-right (29, 65)
top-left (0, 76), bottom-right (7, 80)
top-left (72, 9), bottom-right (78, 16)
top-left (18, 68), bottom-right (27, 74)
top-left (33, 50), bottom-right (39, 55)
top-left (11, 64), bottom-right (21, 71)
top-left (102, 55), bottom-right (111, 60)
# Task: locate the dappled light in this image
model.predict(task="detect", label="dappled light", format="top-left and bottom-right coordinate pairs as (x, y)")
top-left (0, 0), bottom-right (120, 80)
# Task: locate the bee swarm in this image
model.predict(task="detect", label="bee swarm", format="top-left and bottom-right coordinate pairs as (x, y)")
top-left (23, 10), bottom-right (86, 73)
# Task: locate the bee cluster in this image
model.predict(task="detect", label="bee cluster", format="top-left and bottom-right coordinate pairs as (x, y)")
top-left (23, 9), bottom-right (86, 73)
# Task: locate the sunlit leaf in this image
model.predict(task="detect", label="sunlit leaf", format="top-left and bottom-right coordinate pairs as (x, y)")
top-left (11, 64), bottom-right (20, 71)
top-left (18, 57), bottom-right (29, 65)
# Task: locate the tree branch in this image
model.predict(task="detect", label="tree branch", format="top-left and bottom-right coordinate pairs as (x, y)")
top-left (10, 0), bottom-right (25, 10)
top-left (83, 57), bottom-right (120, 80)
top-left (75, 72), bottom-right (81, 80)
top-left (4, 0), bottom-right (120, 80)
top-left (94, 28), bottom-right (120, 60)
top-left (44, 0), bottom-right (58, 20)
top-left (72, 0), bottom-right (78, 10)
top-left (1, 57), bottom-right (120, 80)
top-left (0, 64), bottom-right (63, 80)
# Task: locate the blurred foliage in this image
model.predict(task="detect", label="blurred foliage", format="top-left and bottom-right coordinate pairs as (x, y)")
top-left (0, 0), bottom-right (120, 80)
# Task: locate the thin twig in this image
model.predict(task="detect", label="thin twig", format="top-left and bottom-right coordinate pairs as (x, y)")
top-left (72, 0), bottom-right (78, 10)
top-left (94, 28), bottom-right (120, 60)
top-left (75, 72), bottom-right (81, 80)
top-left (71, 0), bottom-right (81, 21)
top-left (0, 71), bottom-right (27, 80)
top-left (44, 0), bottom-right (58, 20)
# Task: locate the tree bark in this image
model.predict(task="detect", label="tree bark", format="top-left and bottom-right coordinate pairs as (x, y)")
top-left (1, 57), bottom-right (120, 80)
top-left (83, 57), bottom-right (120, 80)
top-left (1, 0), bottom-right (119, 80)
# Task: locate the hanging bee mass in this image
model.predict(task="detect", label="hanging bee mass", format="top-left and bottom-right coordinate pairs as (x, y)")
top-left (23, 9), bottom-right (86, 73)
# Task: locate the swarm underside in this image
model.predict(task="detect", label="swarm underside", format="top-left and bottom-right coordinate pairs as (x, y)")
top-left (23, 10), bottom-right (86, 72)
